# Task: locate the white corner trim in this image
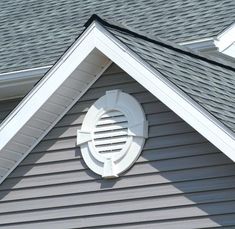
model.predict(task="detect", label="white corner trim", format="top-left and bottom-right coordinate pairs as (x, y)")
top-left (92, 22), bottom-right (235, 162)
top-left (77, 90), bottom-right (148, 178)
top-left (215, 22), bottom-right (235, 52)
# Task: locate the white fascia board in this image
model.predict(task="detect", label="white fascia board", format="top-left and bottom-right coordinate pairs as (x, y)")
top-left (93, 22), bottom-right (235, 162)
top-left (0, 23), bottom-right (97, 150)
top-left (215, 23), bottom-right (235, 52)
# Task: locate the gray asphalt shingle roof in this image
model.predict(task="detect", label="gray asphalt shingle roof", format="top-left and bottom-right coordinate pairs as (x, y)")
top-left (94, 17), bottom-right (235, 134)
top-left (0, 0), bottom-right (234, 74)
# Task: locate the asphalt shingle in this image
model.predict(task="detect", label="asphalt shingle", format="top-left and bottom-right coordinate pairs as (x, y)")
top-left (100, 19), bottom-right (235, 134)
top-left (0, 0), bottom-right (234, 73)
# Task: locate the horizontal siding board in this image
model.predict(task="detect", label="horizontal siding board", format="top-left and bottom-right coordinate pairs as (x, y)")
top-left (20, 142), bottom-right (218, 166)
top-left (99, 214), bottom-right (235, 229)
top-left (139, 142), bottom-right (219, 162)
top-left (45, 121), bottom-right (193, 140)
top-left (1, 65), bottom-right (235, 228)
top-left (0, 165), bottom-right (234, 206)
top-left (144, 132), bottom-right (206, 150)
top-left (67, 100), bottom-right (168, 116)
top-left (1, 197), bottom-right (235, 225)
top-left (1, 202), bottom-right (235, 228)
top-left (1, 185), bottom-right (235, 214)
top-left (6, 152), bottom-right (231, 179)
top-left (32, 130), bottom-right (206, 153)
top-left (1, 163), bottom-right (235, 193)
top-left (21, 149), bottom-right (77, 164)
top-left (93, 72), bottom-right (136, 87)
top-left (2, 214), bottom-right (235, 229)
top-left (1, 174), bottom-right (235, 202)
top-left (55, 111), bottom-right (180, 129)
top-left (79, 82), bottom-right (147, 101)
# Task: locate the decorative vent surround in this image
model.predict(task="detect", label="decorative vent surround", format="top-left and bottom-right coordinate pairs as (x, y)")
top-left (77, 90), bottom-right (148, 178)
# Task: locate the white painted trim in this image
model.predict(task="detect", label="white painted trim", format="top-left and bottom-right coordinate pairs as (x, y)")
top-left (0, 60), bottom-right (112, 185)
top-left (93, 22), bottom-right (235, 162)
top-left (0, 22), bottom-right (97, 149)
top-left (215, 23), bottom-right (235, 52)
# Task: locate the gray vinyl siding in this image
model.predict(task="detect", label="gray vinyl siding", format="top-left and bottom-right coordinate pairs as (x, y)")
top-left (0, 98), bottom-right (22, 124)
top-left (0, 64), bottom-right (235, 228)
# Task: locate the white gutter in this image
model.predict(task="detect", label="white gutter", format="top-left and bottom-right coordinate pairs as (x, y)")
top-left (0, 66), bottom-right (51, 100)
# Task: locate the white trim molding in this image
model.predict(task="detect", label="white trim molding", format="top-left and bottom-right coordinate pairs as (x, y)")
top-left (0, 18), bottom-right (235, 185)
top-left (214, 23), bottom-right (235, 58)
top-left (215, 23), bottom-right (235, 52)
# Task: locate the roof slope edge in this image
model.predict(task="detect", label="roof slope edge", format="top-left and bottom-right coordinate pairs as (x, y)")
top-left (87, 15), bottom-right (235, 71)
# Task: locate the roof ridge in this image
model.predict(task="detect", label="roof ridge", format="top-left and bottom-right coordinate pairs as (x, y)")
top-left (85, 14), bottom-right (235, 72)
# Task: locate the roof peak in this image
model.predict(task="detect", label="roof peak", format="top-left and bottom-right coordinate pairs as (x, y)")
top-left (86, 14), bottom-right (235, 72)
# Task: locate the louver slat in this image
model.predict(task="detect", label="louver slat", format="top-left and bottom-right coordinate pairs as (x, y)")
top-left (93, 110), bottom-right (128, 154)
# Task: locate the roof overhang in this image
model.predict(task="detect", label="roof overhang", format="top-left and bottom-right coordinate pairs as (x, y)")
top-left (0, 18), bottom-right (235, 185)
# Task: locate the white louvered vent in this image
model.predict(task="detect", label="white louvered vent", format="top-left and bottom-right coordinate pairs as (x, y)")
top-left (77, 90), bottom-right (148, 178)
top-left (93, 110), bottom-right (128, 156)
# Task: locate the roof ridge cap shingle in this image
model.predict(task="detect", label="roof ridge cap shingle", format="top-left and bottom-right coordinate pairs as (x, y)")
top-left (86, 14), bottom-right (235, 72)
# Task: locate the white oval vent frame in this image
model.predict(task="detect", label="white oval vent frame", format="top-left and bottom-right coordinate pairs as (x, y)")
top-left (77, 90), bottom-right (148, 178)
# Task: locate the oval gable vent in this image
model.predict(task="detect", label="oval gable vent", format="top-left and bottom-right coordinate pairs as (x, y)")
top-left (77, 90), bottom-right (148, 178)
